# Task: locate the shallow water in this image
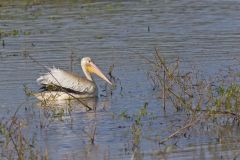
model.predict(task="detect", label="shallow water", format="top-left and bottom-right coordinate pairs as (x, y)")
top-left (1, 0), bottom-right (240, 159)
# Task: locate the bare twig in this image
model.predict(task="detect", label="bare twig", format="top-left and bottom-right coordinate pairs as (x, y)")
top-left (82, 125), bottom-right (97, 144)
top-left (70, 50), bottom-right (74, 72)
top-left (163, 70), bottom-right (166, 111)
top-left (159, 114), bottom-right (203, 144)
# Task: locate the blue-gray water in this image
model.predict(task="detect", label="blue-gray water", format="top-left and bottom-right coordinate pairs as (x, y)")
top-left (0, 0), bottom-right (240, 159)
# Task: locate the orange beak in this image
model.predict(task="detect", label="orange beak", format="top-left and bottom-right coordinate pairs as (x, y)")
top-left (86, 62), bottom-right (112, 85)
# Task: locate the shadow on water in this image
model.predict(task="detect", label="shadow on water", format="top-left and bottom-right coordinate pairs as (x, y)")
top-left (1, 0), bottom-right (240, 159)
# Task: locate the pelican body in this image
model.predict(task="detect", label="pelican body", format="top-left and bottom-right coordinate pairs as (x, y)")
top-left (35, 57), bottom-right (112, 100)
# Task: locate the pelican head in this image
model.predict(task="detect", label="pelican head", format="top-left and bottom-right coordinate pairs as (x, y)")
top-left (81, 57), bottom-right (112, 85)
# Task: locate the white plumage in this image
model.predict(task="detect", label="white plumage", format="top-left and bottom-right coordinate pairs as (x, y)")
top-left (37, 68), bottom-right (96, 94)
top-left (35, 57), bottom-right (112, 100)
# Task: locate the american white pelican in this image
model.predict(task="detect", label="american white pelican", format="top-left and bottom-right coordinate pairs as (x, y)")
top-left (35, 57), bottom-right (112, 100)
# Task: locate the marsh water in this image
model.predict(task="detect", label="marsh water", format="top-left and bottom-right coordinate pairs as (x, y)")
top-left (1, 0), bottom-right (240, 159)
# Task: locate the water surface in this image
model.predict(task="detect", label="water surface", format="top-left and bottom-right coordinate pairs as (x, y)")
top-left (0, 0), bottom-right (240, 159)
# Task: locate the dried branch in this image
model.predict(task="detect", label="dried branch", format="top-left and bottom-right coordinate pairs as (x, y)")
top-left (159, 114), bottom-right (203, 144)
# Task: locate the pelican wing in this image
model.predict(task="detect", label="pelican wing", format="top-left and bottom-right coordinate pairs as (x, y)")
top-left (37, 68), bottom-right (96, 94)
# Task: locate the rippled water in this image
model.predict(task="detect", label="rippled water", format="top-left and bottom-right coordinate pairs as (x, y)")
top-left (1, 0), bottom-right (240, 159)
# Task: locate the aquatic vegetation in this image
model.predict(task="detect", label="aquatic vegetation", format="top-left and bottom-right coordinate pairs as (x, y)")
top-left (214, 83), bottom-right (240, 112)
top-left (147, 49), bottom-right (240, 143)
top-left (118, 110), bottom-right (131, 120)
top-left (23, 84), bottom-right (34, 97)
top-left (94, 35), bottom-right (104, 39)
top-left (0, 29), bottom-right (31, 38)
top-left (130, 104), bottom-right (149, 150)
top-left (148, 49), bottom-right (239, 113)
top-left (103, 3), bottom-right (123, 13)
top-left (117, 103), bottom-right (153, 151)
top-left (0, 107), bottom-right (48, 160)
top-left (0, 0), bottom-right (77, 7)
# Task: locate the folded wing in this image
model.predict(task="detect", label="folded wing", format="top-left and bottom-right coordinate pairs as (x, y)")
top-left (37, 68), bottom-right (96, 94)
